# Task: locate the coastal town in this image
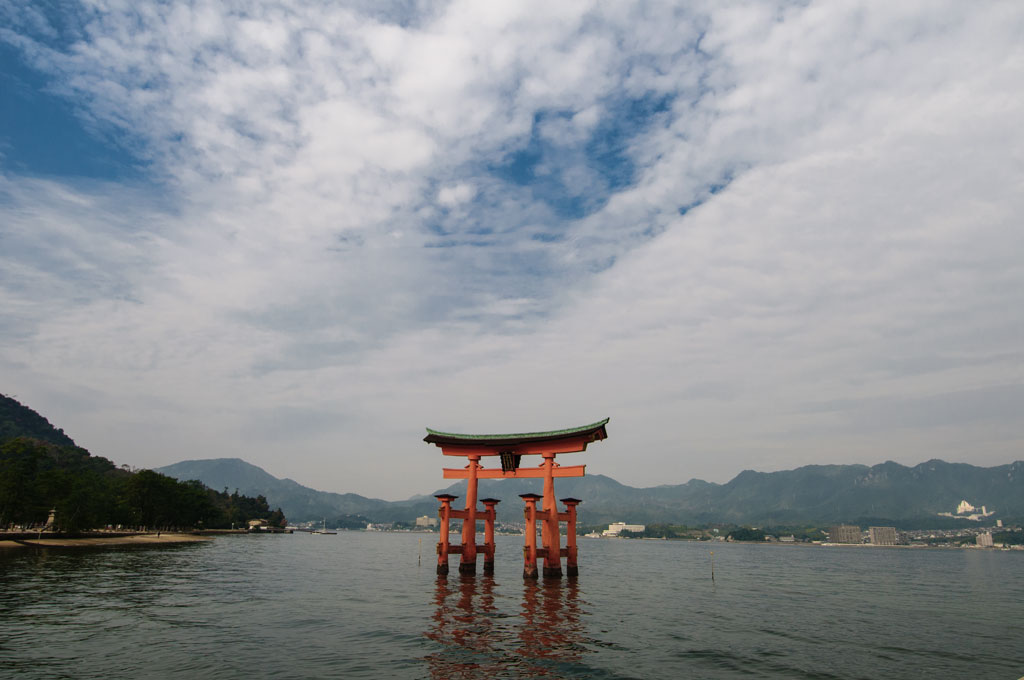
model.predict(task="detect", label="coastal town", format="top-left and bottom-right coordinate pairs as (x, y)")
top-left (290, 515), bottom-right (1023, 551)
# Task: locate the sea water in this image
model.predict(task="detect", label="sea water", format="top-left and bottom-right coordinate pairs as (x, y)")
top-left (1, 532), bottom-right (1022, 679)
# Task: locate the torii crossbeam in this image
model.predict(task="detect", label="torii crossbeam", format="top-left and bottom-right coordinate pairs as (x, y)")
top-left (424, 418), bottom-right (609, 578)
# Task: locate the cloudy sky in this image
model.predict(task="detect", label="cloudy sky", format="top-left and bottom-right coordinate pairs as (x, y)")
top-left (2, 1), bottom-right (1022, 500)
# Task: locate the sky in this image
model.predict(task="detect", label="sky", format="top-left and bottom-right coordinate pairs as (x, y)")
top-left (2, 1), bottom-right (1022, 500)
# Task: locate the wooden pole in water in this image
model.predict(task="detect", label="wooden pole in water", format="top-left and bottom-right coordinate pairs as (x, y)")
top-left (418, 537), bottom-right (422, 566)
top-left (711, 550), bottom-right (715, 582)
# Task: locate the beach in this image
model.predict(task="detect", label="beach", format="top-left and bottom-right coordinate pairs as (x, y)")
top-left (0, 532), bottom-right (211, 549)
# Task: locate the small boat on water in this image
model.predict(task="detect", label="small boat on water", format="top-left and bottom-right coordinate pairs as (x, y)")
top-left (313, 519), bottom-right (337, 535)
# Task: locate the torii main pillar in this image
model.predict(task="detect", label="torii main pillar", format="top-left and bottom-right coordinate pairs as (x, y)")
top-left (425, 419), bottom-right (608, 577)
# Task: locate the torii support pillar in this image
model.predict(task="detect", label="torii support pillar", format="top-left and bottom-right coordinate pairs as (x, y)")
top-left (435, 494), bottom-right (457, 576)
top-left (458, 455), bottom-right (481, 574)
top-left (540, 452), bottom-right (562, 579)
top-left (520, 493), bottom-right (541, 579)
top-left (436, 493), bottom-right (499, 575)
top-left (560, 498), bottom-right (581, 577)
top-left (481, 498), bottom-right (500, 574)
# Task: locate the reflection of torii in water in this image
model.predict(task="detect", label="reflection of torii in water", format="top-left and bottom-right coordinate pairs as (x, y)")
top-left (424, 419), bottom-right (609, 578)
top-left (424, 575), bottom-right (587, 678)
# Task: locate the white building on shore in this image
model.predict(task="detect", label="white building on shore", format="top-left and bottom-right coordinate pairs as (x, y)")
top-left (602, 522), bottom-right (645, 537)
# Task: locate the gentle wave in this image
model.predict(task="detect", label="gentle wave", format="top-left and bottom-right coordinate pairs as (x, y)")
top-left (1, 533), bottom-right (1022, 678)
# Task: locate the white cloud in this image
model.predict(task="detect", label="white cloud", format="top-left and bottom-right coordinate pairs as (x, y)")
top-left (1, 1), bottom-right (1022, 498)
top-left (437, 183), bottom-right (475, 207)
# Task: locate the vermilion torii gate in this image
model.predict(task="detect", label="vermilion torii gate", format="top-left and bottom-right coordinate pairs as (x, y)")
top-left (424, 419), bottom-right (609, 578)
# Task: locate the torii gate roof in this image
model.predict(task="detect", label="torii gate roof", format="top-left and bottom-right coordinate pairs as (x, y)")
top-left (423, 418), bottom-right (609, 448)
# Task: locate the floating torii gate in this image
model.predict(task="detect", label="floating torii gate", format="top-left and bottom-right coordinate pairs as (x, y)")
top-left (424, 418), bottom-right (609, 578)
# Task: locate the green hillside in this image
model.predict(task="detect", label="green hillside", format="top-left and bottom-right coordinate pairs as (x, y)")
top-left (0, 393), bottom-right (283, 531)
top-left (0, 393), bottom-right (77, 447)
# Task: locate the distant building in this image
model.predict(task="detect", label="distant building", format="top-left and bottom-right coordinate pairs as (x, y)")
top-left (779, 535), bottom-right (796, 543)
top-left (939, 500), bottom-right (995, 521)
top-left (869, 526), bottom-right (898, 546)
top-left (415, 515), bottom-right (438, 528)
top-left (976, 532), bottom-right (994, 548)
top-left (829, 525), bottom-right (862, 544)
top-left (603, 522), bottom-right (645, 537)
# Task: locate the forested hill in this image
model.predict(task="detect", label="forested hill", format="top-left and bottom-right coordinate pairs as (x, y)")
top-left (0, 393), bottom-right (77, 447)
top-left (0, 393), bottom-right (284, 531)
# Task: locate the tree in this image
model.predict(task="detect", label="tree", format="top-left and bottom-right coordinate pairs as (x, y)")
top-left (727, 527), bottom-right (766, 542)
top-left (0, 435), bottom-right (277, 532)
top-left (268, 508), bottom-right (287, 528)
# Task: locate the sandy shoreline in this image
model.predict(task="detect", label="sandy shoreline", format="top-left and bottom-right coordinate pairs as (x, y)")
top-left (0, 533), bottom-right (212, 549)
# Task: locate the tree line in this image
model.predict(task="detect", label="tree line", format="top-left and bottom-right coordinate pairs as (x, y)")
top-left (0, 437), bottom-right (285, 532)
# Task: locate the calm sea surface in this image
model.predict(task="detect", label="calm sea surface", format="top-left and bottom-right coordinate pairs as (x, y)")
top-left (1, 533), bottom-right (1022, 679)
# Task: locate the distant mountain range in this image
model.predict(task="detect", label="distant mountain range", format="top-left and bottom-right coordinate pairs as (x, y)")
top-left (4, 392), bottom-right (1020, 529)
top-left (156, 457), bottom-right (1024, 528)
top-left (155, 457), bottom-right (400, 525)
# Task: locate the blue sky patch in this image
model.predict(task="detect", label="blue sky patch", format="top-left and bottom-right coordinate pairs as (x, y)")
top-left (489, 92), bottom-right (674, 221)
top-left (0, 43), bottom-right (144, 181)
top-left (678, 199), bottom-right (704, 216)
top-left (585, 92), bottom-right (673, 190)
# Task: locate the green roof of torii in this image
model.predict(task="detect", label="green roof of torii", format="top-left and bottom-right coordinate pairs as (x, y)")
top-left (424, 418), bottom-right (609, 447)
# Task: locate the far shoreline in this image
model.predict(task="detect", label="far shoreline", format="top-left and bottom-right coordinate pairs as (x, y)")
top-left (583, 536), bottom-right (1022, 550)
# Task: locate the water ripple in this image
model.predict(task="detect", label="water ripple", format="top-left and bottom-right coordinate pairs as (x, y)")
top-left (1, 535), bottom-right (1023, 678)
